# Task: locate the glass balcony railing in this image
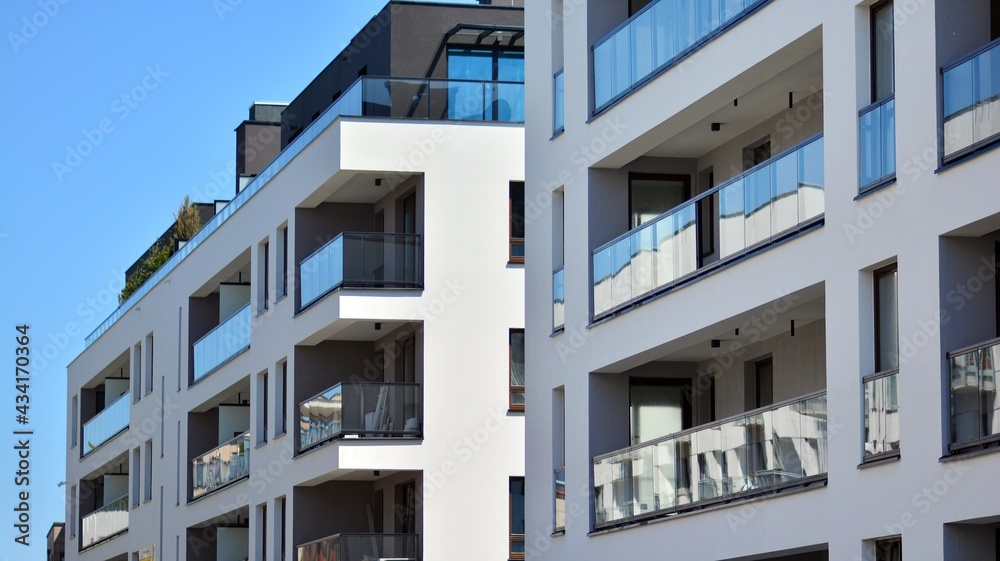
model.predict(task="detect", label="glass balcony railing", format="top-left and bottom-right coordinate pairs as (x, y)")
top-left (191, 431), bottom-right (250, 499)
top-left (859, 95), bottom-right (896, 189)
top-left (863, 370), bottom-right (900, 460)
top-left (554, 69), bottom-right (565, 133)
top-left (553, 267), bottom-right (565, 331)
top-left (192, 302), bottom-right (251, 383)
top-left (81, 493), bottom-right (128, 549)
top-left (948, 338), bottom-right (1000, 451)
top-left (85, 76), bottom-right (522, 350)
top-left (943, 38), bottom-right (1000, 162)
top-left (299, 233), bottom-right (423, 309)
top-left (592, 135), bottom-right (823, 319)
top-left (299, 382), bottom-right (422, 451)
top-left (298, 533), bottom-right (420, 561)
top-left (593, 0), bottom-right (768, 110)
top-left (81, 390), bottom-right (130, 456)
top-left (593, 391), bottom-right (827, 528)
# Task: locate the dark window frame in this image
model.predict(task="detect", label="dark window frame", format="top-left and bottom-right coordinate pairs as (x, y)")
top-left (509, 476), bottom-right (525, 560)
top-left (510, 182), bottom-right (525, 264)
top-left (874, 263), bottom-right (899, 374)
top-left (510, 329), bottom-right (525, 412)
top-left (870, 0), bottom-right (895, 104)
top-left (627, 172), bottom-right (692, 231)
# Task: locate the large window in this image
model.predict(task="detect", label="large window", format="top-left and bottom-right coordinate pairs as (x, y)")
top-left (509, 477), bottom-right (525, 559)
top-left (510, 329), bottom-right (525, 411)
top-left (447, 48), bottom-right (525, 121)
top-left (629, 174), bottom-right (690, 229)
top-left (860, 0), bottom-right (896, 190)
top-left (510, 182), bottom-right (525, 263)
top-left (629, 379), bottom-right (690, 446)
top-left (874, 536), bottom-right (902, 561)
top-left (865, 264), bottom-right (900, 462)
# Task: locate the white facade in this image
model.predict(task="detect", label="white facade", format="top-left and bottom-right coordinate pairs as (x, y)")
top-left (525, 1), bottom-right (1000, 560)
top-left (66, 115), bottom-right (526, 560)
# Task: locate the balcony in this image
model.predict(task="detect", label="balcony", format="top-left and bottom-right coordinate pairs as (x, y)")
top-left (81, 390), bottom-right (129, 456)
top-left (80, 493), bottom-right (128, 550)
top-left (191, 431), bottom-right (250, 499)
top-left (948, 338), bottom-right (1000, 453)
top-left (192, 302), bottom-right (251, 383)
top-left (299, 381), bottom-right (422, 452)
top-left (593, 392), bottom-right (827, 529)
top-left (297, 533), bottom-right (419, 561)
top-left (299, 233), bottom-right (422, 309)
top-left (859, 95), bottom-right (896, 190)
top-left (553, 267), bottom-right (565, 331)
top-left (592, 0), bottom-right (769, 111)
top-left (592, 135), bottom-right (824, 320)
top-left (943, 38), bottom-right (1000, 163)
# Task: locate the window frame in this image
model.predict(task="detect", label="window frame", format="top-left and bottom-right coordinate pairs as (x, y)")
top-left (627, 172), bottom-right (692, 230)
top-left (870, 0), bottom-right (895, 104)
top-left (509, 476), bottom-right (525, 560)
top-left (510, 182), bottom-right (525, 264)
top-left (874, 263), bottom-right (899, 374)
top-left (509, 329), bottom-right (525, 412)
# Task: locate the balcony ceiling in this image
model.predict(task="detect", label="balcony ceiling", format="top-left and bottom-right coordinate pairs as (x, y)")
top-left (596, 283), bottom-right (826, 372)
top-left (644, 49), bottom-right (824, 159)
top-left (192, 248), bottom-right (252, 298)
top-left (83, 349), bottom-right (130, 389)
top-left (189, 377), bottom-right (252, 413)
top-left (81, 451), bottom-right (129, 480)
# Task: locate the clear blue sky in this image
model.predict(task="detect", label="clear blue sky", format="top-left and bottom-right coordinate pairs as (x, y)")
top-left (0, 1), bottom-right (475, 558)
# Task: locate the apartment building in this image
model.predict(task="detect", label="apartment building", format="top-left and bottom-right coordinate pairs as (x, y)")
top-left (525, 1), bottom-right (1000, 560)
top-left (65, 3), bottom-right (526, 561)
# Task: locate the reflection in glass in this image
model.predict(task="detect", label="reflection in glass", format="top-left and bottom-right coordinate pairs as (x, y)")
top-left (299, 382), bottom-right (422, 451)
top-left (860, 98), bottom-right (896, 188)
top-left (554, 467), bottom-right (566, 531)
top-left (943, 42), bottom-right (1000, 159)
top-left (864, 373), bottom-right (900, 459)
top-left (593, 136), bottom-right (824, 318)
top-left (192, 303), bottom-right (251, 382)
top-left (297, 534), bottom-right (419, 561)
top-left (81, 390), bottom-right (130, 455)
top-left (593, 0), bottom-right (766, 109)
top-left (950, 343), bottom-right (1000, 447)
top-left (554, 70), bottom-right (565, 133)
top-left (299, 233), bottom-right (423, 308)
top-left (593, 392), bottom-right (827, 528)
top-left (553, 268), bottom-right (565, 331)
top-left (191, 432), bottom-right (250, 498)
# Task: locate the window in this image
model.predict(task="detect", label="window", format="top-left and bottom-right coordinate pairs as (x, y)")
top-left (553, 387), bottom-right (565, 532)
top-left (875, 264), bottom-right (899, 372)
top-left (261, 241), bottom-right (270, 313)
top-left (745, 357), bottom-right (774, 411)
top-left (630, 379), bottom-right (690, 445)
top-left (260, 503), bottom-right (268, 561)
top-left (131, 447), bottom-right (140, 508)
top-left (144, 334), bottom-right (153, 395)
top-left (510, 182), bottom-right (525, 263)
top-left (258, 371), bottom-right (269, 445)
top-left (949, 340), bottom-right (1000, 449)
top-left (133, 343), bottom-right (142, 401)
top-left (510, 329), bottom-right (525, 411)
top-left (279, 226), bottom-right (288, 298)
top-left (743, 137), bottom-right (772, 171)
top-left (447, 48), bottom-right (525, 121)
top-left (629, 174), bottom-right (690, 229)
top-left (69, 485), bottom-right (76, 537)
top-left (71, 396), bottom-right (78, 448)
top-left (279, 497), bottom-right (286, 561)
top-left (509, 477), bottom-right (525, 559)
top-left (865, 264), bottom-right (900, 461)
top-left (860, 0), bottom-right (896, 189)
top-left (874, 536), bottom-right (902, 561)
top-left (275, 362), bottom-right (287, 437)
top-left (553, 70), bottom-right (565, 134)
top-left (143, 440), bottom-right (152, 501)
